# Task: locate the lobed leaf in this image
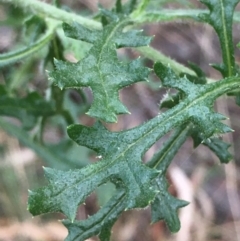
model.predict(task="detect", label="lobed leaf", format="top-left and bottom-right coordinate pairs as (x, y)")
top-left (160, 62), bottom-right (207, 109)
top-left (192, 132), bottom-right (232, 164)
top-left (203, 138), bottom-right (232, 164)
top-left (154, 62), bottom-right (233, 139)
top-left (49, 10), bottom-right (152, 123)
top-left (148, 126), bottom-right (191, 232)
top-left (28, 120), bottom-right (160, 221)
top-left (151, 176), bottom-right (189, 232)
top-left (28, 62), bottom-right (240, 241)
top-left (63, 189), bottom-right (127, 241)
top-left (198, 0), bottom-right (239, 77)
top-left (159, 64), bottom-right (233, 164)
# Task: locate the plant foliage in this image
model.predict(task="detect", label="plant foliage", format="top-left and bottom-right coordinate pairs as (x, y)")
top-left (49, 9), bottom-right (152, 122)
top-left (0, 0), bottom-right (240, 240)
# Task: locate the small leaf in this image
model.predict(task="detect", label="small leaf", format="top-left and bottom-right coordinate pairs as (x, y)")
top-left (160, 62), bottom-right (206, 109)
top-left (63, 189), bottom-right (127, 241)
top-left (131, 0), bottom-right (151, 18)
top-left (181, 61), bottom-right (207, 85)
top-left (198, 0), bottom-right (239, 77)
top-left (192, 131), bottom-right (232, 164)
top-left (148, 126), bottom-right (190, 232)
top-left (157, 64), bottom-right (233, 164)
top-left (62, 22), bottom-right (101, 44)
top-left (151, 176), bottom-right (189, 232)
top-left (49, 11), bottom-right (152, 122)
top-left (154, 62), bottom-right (233, 139)
top-left (204, 138), bottom-right (232, 164)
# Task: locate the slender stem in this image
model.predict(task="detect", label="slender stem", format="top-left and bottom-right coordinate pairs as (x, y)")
top-left (147, 124), bottom-right (191, 171)
top-left (132, 9), bottom-right (207, 23)
top-left (0, 0), bottom-right (231, 81)
top-left (0, 20), bottom-right (57, 66)
top-left (0, 0), bottom-right (101, 29)
top-left (136, 46), bottom-right (215, 83)
top-left (2, 0), bottom-right (240, 28)
top-left (136, 46), bottom-right (196, 75)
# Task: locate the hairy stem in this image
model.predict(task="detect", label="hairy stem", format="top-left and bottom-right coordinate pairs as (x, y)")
top-left (0, 19), bottom-right (58, 66)
top-left (2, 0), bottom-right (240, 25)
top-left (136, 46), bottom-right (196, 75)
top-left (135, 46), bottom-right (215, 83)
top-left (0, 0), bottom-right (218, 81)
top-left (0, 0), bottom-right (101, 29)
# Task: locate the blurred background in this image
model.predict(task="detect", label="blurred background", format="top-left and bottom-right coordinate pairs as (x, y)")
top-left (0, 0), bottom-right (240, 240)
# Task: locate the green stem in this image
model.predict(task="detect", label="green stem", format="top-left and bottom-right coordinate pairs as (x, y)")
top-left (136, 46), bottom-right (196, 75)
top-left (0, 0), bottom-right (101, 29)
top-left (132, 9), bottom-right (207, 23)
top-left (0, 0), bottom-right (232, 81)
top-left (132, 9), bottom-right (240, 24)
top-left (0, 20), bottom-right (58, 67)
top-left (2, 0), bottom-right (240, 28)
top-left (147, 124), bottom-right (191, 172)
top-left (136, 46), bottom-right (215, 83)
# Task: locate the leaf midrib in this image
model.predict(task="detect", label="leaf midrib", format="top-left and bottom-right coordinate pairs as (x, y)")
top-left (95, 18), bottom-right (129, 113)
top-left (52, 77), bottom-right (240, 203)
top-left (219, 0), bottom-right (233, 77)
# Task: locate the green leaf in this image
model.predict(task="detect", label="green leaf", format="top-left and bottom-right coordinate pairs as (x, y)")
top-left (157, 66), bottom-right (232, 164)
top-left (182, 61), bottom-right (207, 85)
top-left (28, 63), bottom-right (240, 240)
top-left (0, 85), bottom-right (54, 129)
top-left (198, 0), bottom-right (239, 77)
top-left (123, 0), bottom-right (138, 14)
top-left (49, 11), bottom-right (152, 122)
top-left (28, 121), bottom-right (159, 220)
top-left (192, 132), bottom-right (232, 164)
top-left (154, 62), bottom-right (233, 139)
top-left (63, 189), bottom-right (126, 241)
top-left (148, 126), bottom-right (191, 232)
top-left (151, 176), bottom-right (189, 232)
top-left (160, 62), bottom-right (207, 109)
top-left (203, 138), bottom-right (232, 164)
